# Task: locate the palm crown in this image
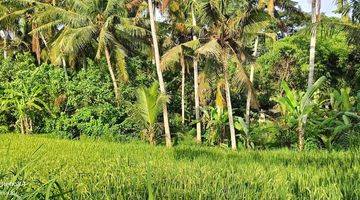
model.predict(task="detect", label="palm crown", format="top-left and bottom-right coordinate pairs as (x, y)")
top-left (28, 0), bottom-right (148, 101)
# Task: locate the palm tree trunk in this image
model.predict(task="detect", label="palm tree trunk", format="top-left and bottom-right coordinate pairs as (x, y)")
top-left (303, 0), bottom-right (321, 147)
top-left (32, 23), bottom-right (41, 65)
top-left (268, 0), bottom-right (275, 17)
top-left (223, 52), bottom-right (237, 150)
top-left (180, 51), bottom-right (186, 125)
top-left (148, 0), bottom-right (172, 147)
top-left (245, 37), bottom-right (259, 126)
top-left (3, 37), bottom-right (7, 59)
top-left (61, 57), bottom-right (68, 81)
top-left (192, 5), bottom-right (202, 143)
top-left (308, 0), bottom-right (320, 88)
top-left (104, 47), bottom-right (121, 103)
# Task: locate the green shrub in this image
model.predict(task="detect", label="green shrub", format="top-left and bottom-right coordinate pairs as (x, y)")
top-left (46, 60), bottom-right (139, 140)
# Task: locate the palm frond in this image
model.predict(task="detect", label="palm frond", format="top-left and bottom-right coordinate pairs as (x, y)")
top-left (115, 48), bottom-right (128, 82)
top-left (228, 47), bottom-right (259, 109)
top-left (196, 39), bottom-right (222, 60)
top-left (116, 18), bottom-right (148, 37)
top-left (161, 39), bottom-right (200, 71)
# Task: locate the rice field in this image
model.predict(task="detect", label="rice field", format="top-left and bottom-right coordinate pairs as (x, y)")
top-left (0, 134), bottom-right (359, 199)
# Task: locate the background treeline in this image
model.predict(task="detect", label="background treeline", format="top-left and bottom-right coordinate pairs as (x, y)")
top-left (0, 0), bottom-right (359, 151)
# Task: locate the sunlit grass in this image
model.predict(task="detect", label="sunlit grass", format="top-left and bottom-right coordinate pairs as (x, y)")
top-left (0, 134), bottom-right (359, 199)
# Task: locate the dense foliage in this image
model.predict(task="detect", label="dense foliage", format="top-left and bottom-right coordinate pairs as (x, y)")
top-left (0, 0), bottom-right (359, 151)
top-left (0, 0), bottom-right (360, 198)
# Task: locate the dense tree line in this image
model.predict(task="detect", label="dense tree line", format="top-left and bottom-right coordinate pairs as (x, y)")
top-left (0, 0), bottom-right (359, 151)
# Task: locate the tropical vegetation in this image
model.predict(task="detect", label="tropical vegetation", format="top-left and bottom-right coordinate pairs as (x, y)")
top-left (0, 0), bottom-right (359, 198)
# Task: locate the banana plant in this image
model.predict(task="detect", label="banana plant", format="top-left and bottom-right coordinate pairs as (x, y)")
top-left (316, 87), bottom-right (360, 150)
top-left (201, 106), bottom-right (228, 146)
top-left (0, 82), bottom-right (50, 134)
top-left (317, 112), bottom-right (359, 150)
top-left (330, 87), bottom-right (352, 111)
top-left (135, 82), bottom-right (169, 145)
top-left (274, 76), bottom-right (326, 150)
top-left (234, 116), bottom-right (253, 149)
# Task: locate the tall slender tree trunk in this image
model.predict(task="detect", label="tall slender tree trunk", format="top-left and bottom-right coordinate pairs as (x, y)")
top-left (61, 57), bottom-right (69, 81)
top-left (223, 52), bottom-right (237, 150)
top-left (245, 37), bottom-right (259, 126)
top-left (104, 47), bottom-right (121, 103)
top-left (268, 0), bottom-right (275, 17)
top-left (148, 0), bottom-right (172, 147)
top-left (192, 5), bottom-right (202, 143)
top-left (3, 36), bottom-right (7, 59)
top-left (180, 51), bottom-right (186, 125)
top-left (307, 0), bottom-right (321, 88)
top-left (32, 23), bottom-right (41, 65)
top-left (301, 0), bottom-right (321, 151)
top-left (298, 118), bottom-right (305, 151)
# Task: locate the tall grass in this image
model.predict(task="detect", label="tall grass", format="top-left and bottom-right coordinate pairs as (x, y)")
top-left (0, 134), bottom-right (359, 199)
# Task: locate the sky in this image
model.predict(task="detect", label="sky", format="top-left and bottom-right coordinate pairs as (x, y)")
top-left (296, 0), bottom-right (339, 17)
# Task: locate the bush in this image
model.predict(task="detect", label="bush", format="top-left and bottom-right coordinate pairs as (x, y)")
top-left (46, 59), bottom-right (139, 140)
top-left (0, 53), bottom-right (62, 134)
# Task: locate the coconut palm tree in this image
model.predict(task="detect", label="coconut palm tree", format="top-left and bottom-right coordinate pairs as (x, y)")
top-left (245, 0), bottom-right (303, 127)
top-left (161, 0), bottom-right (203, 142)
top-left (147, 0), bottom-right (172, 147)
top-left (28, 0), bottom-right (147, 103)
top-left (161, 40), bottom-right (200, 126)
top-left (0, 0), bottom-right (51, 64)
top-left (245, 37), bottom-right (259, 126)
top-left (0, 1), bottom-right (29, 58)
top-left (190, 0), bottom-right (202, 143)
top-left (195, 0), bottom-right (267, 150)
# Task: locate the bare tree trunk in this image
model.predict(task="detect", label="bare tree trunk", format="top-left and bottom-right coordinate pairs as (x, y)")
top-left (298, 118), bottom-right (305, 151)
top-left (223, 52), bottom-right (237, 150)
top-left (3, 36), bottom-right (7, 59)
top-left (61, 57), bottom-right (68, 81)
top-left (180, 51), bottom-right (186, 125)
top-left (20, 118), bottom-right (25, 135)
top-left (307, 0), bottom-right (321, 88)
top-left (302, 0), bottom-right (321, 150)
top-left (148, 0), bottom-right (172, 147)
top-left (149, 126), bottom-right (156, 145)
top-left (23, 116), bottom-right (32, 134)
top-left (104, 47), bottom-right (121, 104)
top-left (24, 117), bottom-right (28, 134)
top-left (32, 23), bottom-right (41, 65)
top-left (29, 118), bottom-right (33, 133)
top-left (245, 37), bottom-right (259, 127)
top-left (192, 5), bottom-right (202, 143)
top-left (268, 0), bottom-right (275, 17)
